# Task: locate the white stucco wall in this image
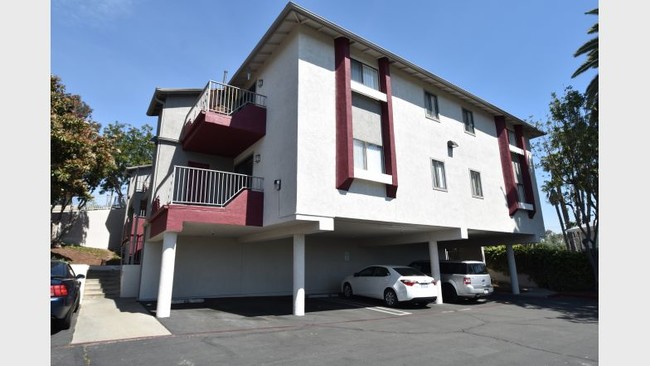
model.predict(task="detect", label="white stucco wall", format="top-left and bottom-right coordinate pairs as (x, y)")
top-left (55, 208), bottom-right (125, 251)
top-left (137, 235), bottom-right (429, 301)
top-left (246, 28), bottom-right (301, 226)
top-left (120, 264), bottom-right (141, 297)
top-left (292, 27), bottom-right (544, 237)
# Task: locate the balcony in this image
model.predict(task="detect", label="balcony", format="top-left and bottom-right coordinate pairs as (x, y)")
top-left (148, 166), bottom-right (264, 239)
top-left (181, 81), bottom-right (267, 157)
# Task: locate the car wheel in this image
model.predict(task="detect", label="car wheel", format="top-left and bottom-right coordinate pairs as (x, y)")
top-left (343, 283), bottom-right (353, 298)
top-left (442, 284), bottom-right (458, 303)
top-left (383, 289), bottom-right (398, 308)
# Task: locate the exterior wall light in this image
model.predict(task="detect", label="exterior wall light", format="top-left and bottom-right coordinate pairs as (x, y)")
top-left (447, 140), bottom-right (459, 149)
top-left (274, 179), bottom-right (282, 191)
top-left (254, 154), bottom-right (261, 163)
top-left (257, 79), bottom-right (264, 88)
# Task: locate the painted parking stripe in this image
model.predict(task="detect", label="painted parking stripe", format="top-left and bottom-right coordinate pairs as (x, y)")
top-left (366, 306), bottom-right (412, 316)
top-left (325, 298), bottom-right (412, 316)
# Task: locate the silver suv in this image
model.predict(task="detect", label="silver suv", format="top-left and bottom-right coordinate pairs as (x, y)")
top-left (408, 260), bottom-right (494, 302)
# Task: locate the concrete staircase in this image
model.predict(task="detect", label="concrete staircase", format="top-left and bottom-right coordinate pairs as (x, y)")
top-left (83, 266), bottom-right (121, 299)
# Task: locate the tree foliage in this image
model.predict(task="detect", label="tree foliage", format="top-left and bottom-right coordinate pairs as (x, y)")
top-left (572, 8), bottom-right (598, 110)
top-left (51, 75), bottom-right (115, 211)
top-left (99, 122), bottom-right (155, 204)
top-left (534, 87), bottom-right (598, 284)
top-left (51, 75), bottom-right (116, 244)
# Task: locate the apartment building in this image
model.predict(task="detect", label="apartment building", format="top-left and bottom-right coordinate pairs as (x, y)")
top-left (123, 2), bottom-right (545, 318)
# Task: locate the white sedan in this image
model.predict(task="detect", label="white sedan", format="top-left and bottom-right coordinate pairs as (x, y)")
top-left (341, 265), bottom-right (438, 307)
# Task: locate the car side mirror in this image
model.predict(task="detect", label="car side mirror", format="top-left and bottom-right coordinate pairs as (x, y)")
top-left (76, 274), bottom-right (86, 279)
top-left (353, 272), bottom-right (360, 277)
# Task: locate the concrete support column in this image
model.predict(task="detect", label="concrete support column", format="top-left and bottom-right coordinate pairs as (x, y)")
top-left (506, 244), bottom-right (520, 295)
top-left (428, 241), bottom-right (443, 304)
top-left (293, 234), bottom-right (305, 316)
top-left (156, 232), bottom-right (177, 318)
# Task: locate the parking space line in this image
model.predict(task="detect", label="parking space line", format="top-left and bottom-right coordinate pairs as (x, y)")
top-left (366, 307), bottom-right (412, 316)
top-left (326, 298), bottom-right (412, 316)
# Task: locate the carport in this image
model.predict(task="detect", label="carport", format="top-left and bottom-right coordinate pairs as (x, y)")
top-left (143, 216), bottom-right (535, 318)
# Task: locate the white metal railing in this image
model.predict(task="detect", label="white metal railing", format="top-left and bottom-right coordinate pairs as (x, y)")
top-left (185, 80), bottom-right (267, 126)
top-left (155, 166), bottom-right (263, 208)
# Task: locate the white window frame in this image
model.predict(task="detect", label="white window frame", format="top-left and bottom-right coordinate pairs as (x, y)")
top-left (508, 129), bottom-right (517, 147)
top-left (511, 154), bottom-right (526, 203)
top-left (462, 108), bottom-right (475, 134)
top-left (351, 59), bottom-right (379, 90)
top-left (470, 170), bottom-right (483, 198)
top-left (424, 91), bottom-right (440, 120)
top-left (431, 159), bottom-right (447, 191)
top-left (354, 138), bottom-right (385, 174)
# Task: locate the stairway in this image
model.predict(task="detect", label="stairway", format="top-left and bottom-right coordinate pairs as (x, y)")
top-left (83, 266), bottom-right (121, 299)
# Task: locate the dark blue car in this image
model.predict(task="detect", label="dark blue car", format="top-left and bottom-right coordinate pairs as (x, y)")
top-left (51, 260), bottom-right (85, 330)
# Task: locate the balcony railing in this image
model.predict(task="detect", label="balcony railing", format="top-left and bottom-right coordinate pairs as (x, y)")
top-left (185, 80), bottom-right (267, 127)
top-left (155, 166), bottom-right (263, 208)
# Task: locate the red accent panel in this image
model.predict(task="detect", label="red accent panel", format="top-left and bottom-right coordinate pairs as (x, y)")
top-left (181, 104), bottom-right (266, 157)
top-left (514, 126), bottom-right (536, 218)
top-left (378, 57), bottom-right (398, 198)
top-left (147, 190), bottom-right (264, 238)
top-left (129, 217), bottom-right (146, 255)
top-left (335, 37), bottom-right (354, 190)
top-left (495, 116), bottom-right (518, 216)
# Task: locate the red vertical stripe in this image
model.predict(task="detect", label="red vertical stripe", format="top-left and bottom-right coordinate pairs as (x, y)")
top-left (334, 37), bottom-right (354, 190)
top-left (495, 116), bottom-right (518, 216)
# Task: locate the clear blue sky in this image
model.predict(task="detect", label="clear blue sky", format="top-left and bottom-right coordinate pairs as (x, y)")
top-left (50, 0), bottom-right (599, 234)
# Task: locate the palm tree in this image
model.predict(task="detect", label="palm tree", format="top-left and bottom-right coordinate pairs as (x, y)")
top-left (572, 8), bottom-right (598, 109)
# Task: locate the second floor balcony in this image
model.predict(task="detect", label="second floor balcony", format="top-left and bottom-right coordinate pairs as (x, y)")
top-left (181, 81), bottom-right (267, 157)
top-left (148, 166), bottom-right (264, 240)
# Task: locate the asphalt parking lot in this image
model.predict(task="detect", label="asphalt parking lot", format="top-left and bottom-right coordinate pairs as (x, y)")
top-left (51, 292), bottom-right (598, 366)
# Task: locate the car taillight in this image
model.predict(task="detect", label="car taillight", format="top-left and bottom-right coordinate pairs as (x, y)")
top-left (51, 284), bottom-right (69, 297)
top-left (463, 277), bottom-right (471, 285)
top-left (400, 279), bottom-right (417, 287)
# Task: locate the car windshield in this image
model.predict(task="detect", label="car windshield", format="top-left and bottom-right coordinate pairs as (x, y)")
top-left (467, 263), bottom-right (488, 274)
top-left (393, 267), bottom-right (426, 276)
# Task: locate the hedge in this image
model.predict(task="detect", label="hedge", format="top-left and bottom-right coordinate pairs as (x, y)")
top-left (484, 244), bottom-right (596, 291)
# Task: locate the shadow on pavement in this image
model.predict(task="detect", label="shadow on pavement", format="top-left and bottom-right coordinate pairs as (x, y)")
top-left (489, 291), bottom-right (598, 324)
top-left (139, 295), bottom-right (365, 318)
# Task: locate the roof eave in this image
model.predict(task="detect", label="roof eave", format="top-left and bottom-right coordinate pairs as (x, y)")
top-left (146, 88), bottom-right (203, 116)
top-left (229, 2), bottom-right (544, 137)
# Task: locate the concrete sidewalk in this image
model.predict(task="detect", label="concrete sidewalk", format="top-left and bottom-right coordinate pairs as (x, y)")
top-left (72, 297), bottom-right (171, 344)
top-left (67, 264), bottom-right (171, 344)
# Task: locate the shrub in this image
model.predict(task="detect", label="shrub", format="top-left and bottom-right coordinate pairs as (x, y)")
top-left (484, 244), bottom-right (595, 291)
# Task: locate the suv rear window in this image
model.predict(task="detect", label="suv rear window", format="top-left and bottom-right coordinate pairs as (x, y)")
top-left (440, 262), bottom-right (488, 275)
top-left (466, 263), bottom-right (488, 274)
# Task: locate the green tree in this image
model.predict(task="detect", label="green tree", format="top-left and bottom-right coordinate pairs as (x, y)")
top-left (99, 122), bottom-right (155, 205)
top-left (534, 87), bottom-right (598, 285)
top-left (51, 75), bottom-right (116, 244)
top-left (539, 230), bottom-right (565, 248)
top-left (572, 8), bottom-right (598, 109)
